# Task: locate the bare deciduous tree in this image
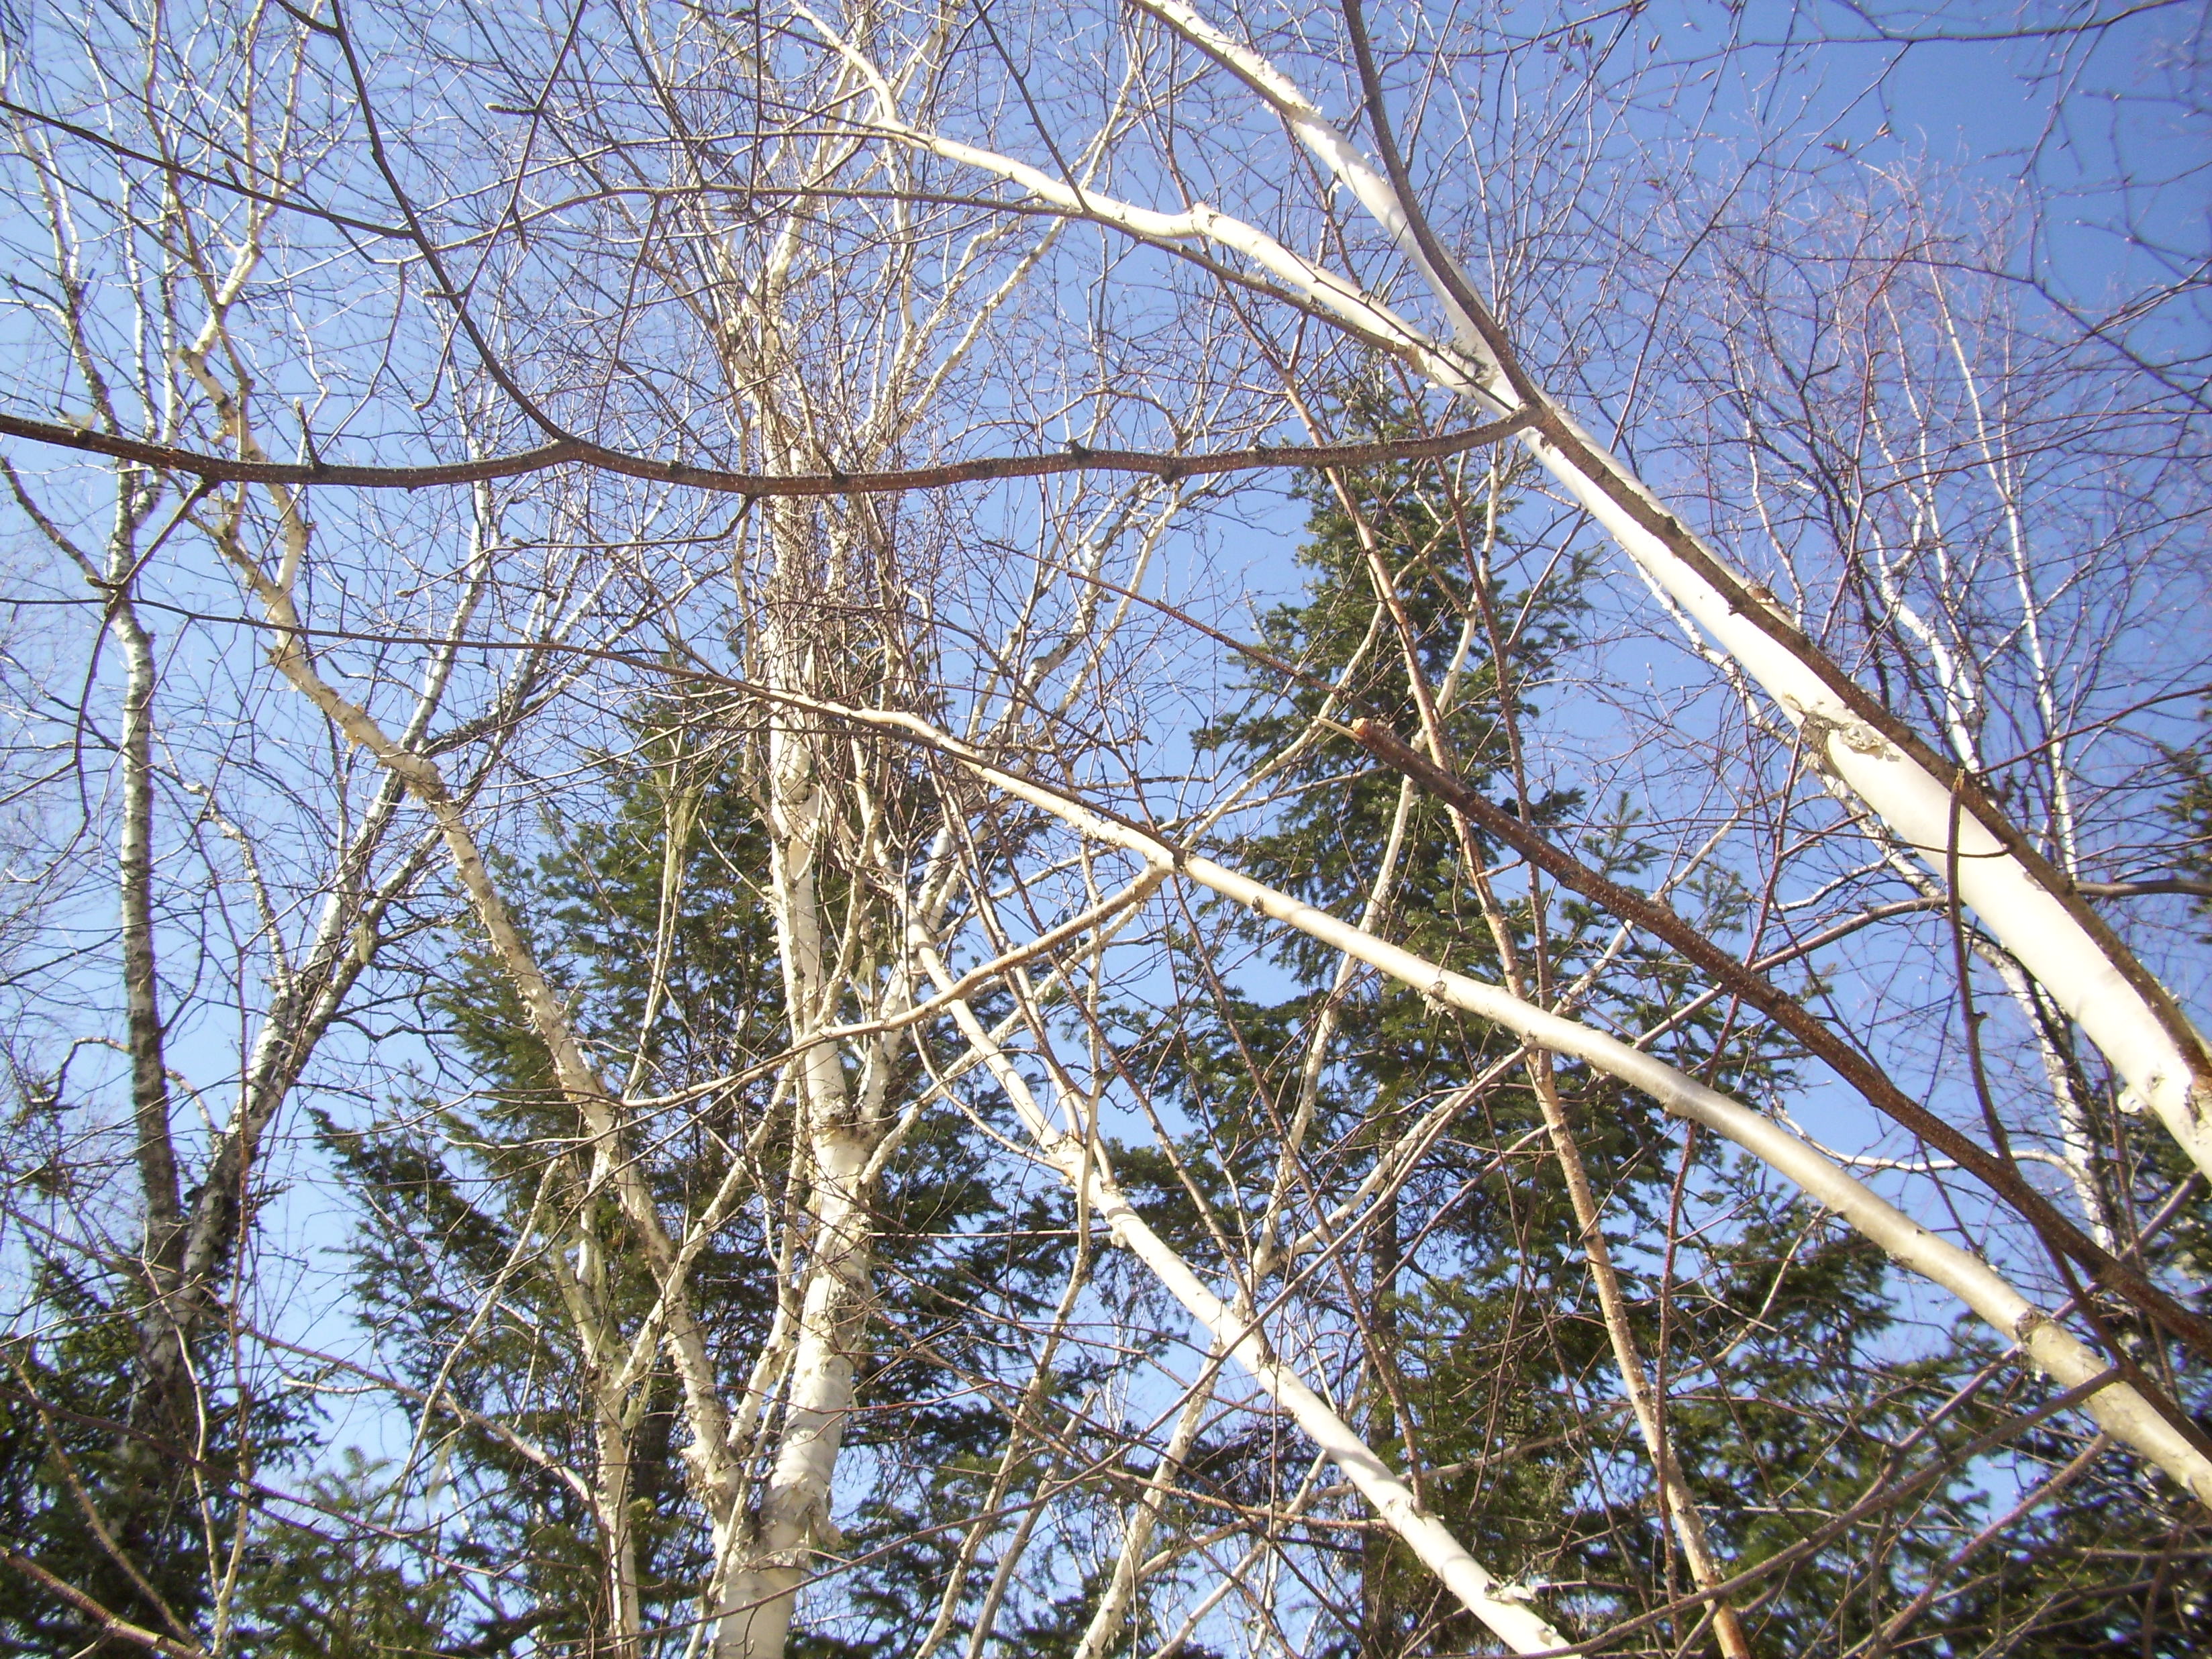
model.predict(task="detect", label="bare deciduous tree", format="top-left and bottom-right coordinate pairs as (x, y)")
top-left (1, 1), bottom-right (2206, 1656)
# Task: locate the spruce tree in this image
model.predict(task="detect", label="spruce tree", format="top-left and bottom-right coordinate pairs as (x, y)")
top-left (1154, 385), bottom-right (1993, 1654)
top-left (295, 730), bottom-right (1090, 1656)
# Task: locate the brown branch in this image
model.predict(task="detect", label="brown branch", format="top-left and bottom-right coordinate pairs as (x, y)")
top-left (0, 405), bottom-right (1530, 499)
top-left (0, 1550), bottom-right (207, 1659)
top-left (2078, 877), bottom-right (2212, 902)
top-left (1348, 718), bottom-right (2212, 1369)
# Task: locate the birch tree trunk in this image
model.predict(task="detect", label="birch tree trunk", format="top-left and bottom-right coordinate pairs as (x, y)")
top-left (711, 660), bottom-right (900, 1658)
top-left (105, 510), bottom-right (189, 1448)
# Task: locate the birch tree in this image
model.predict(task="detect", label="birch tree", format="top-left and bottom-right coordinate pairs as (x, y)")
top-left (1, 1), bottom-right (2207, 1656)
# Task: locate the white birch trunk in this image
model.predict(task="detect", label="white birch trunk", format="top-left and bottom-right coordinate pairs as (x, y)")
top-left (712, 597), bottom-right (899, 1658)
top-left (1158, 849), bottom-right (2212, 1507)
top-left (815, 701), bottom-right (2212, 1511)
top-left (711, 1093), bottom-right (878, 1658)
top-left (108, 564), bottom-right (191, 1440)
top-left (1525, 434), bottom-right (2212, 1178)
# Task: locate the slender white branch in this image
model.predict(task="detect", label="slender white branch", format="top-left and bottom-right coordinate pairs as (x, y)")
top-left (785, 694), bottom-right (2212, 1513)
top-left (915, 937), bottom-right (1574, 1653)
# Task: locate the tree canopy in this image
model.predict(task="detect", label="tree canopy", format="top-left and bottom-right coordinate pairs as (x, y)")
top-left (1, 2), bottom-right (2207, 1656)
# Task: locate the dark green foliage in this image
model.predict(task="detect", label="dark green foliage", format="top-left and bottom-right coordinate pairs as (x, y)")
top-left (0, 1188), bottom-right (311, 1654)
top-left (0, 1270), bottom-right (201, 1655)
top-left (2170, 715), bottom-right (2212, 946)
top-left (1156, 388), bottom-right (2013, 1655)
top-left (232, 1453), bottom-right (464, 1659)
top-left (301, 732), bottom-right (1091, 1656)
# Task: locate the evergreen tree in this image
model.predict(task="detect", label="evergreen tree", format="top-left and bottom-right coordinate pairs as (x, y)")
top-left (297, 730), bottom-right (1091, 1657)
top-left (1145, 387), bottom-right (1995, 1655)
top-left (0, 1117), bottom-right (311, 1654)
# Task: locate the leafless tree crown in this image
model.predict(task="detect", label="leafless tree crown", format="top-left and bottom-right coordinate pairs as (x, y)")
top-left (0, 2), bottom-right (2207, 1656)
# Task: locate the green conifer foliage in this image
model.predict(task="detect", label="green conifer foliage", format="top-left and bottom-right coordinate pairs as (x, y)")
top-left (300, 730), bottom-right (1090, 1656)
top-left (1148, 385), bottom-right (2009, 1655)
top-left (0, 1120), bottom-right (312, 1653)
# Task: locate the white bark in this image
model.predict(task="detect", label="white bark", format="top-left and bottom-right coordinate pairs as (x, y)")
top-left (711, 713), bottom-right (860, 1655)
top-left (796, 698), bottom-right (2212, 1512)
top-left (713, 559), bottom-right (915, 1656)
top-left (1527, 440), bottom-right (2212, 1176)
top-left (916, 941), bottom-right (1575, 1656)
top-left (711, 1112), bottom-right (876, 1659)
top-left (105, 562), bottom-right (183, 1400)
top-left (1157, 856), bottom-right (2212, 1508)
